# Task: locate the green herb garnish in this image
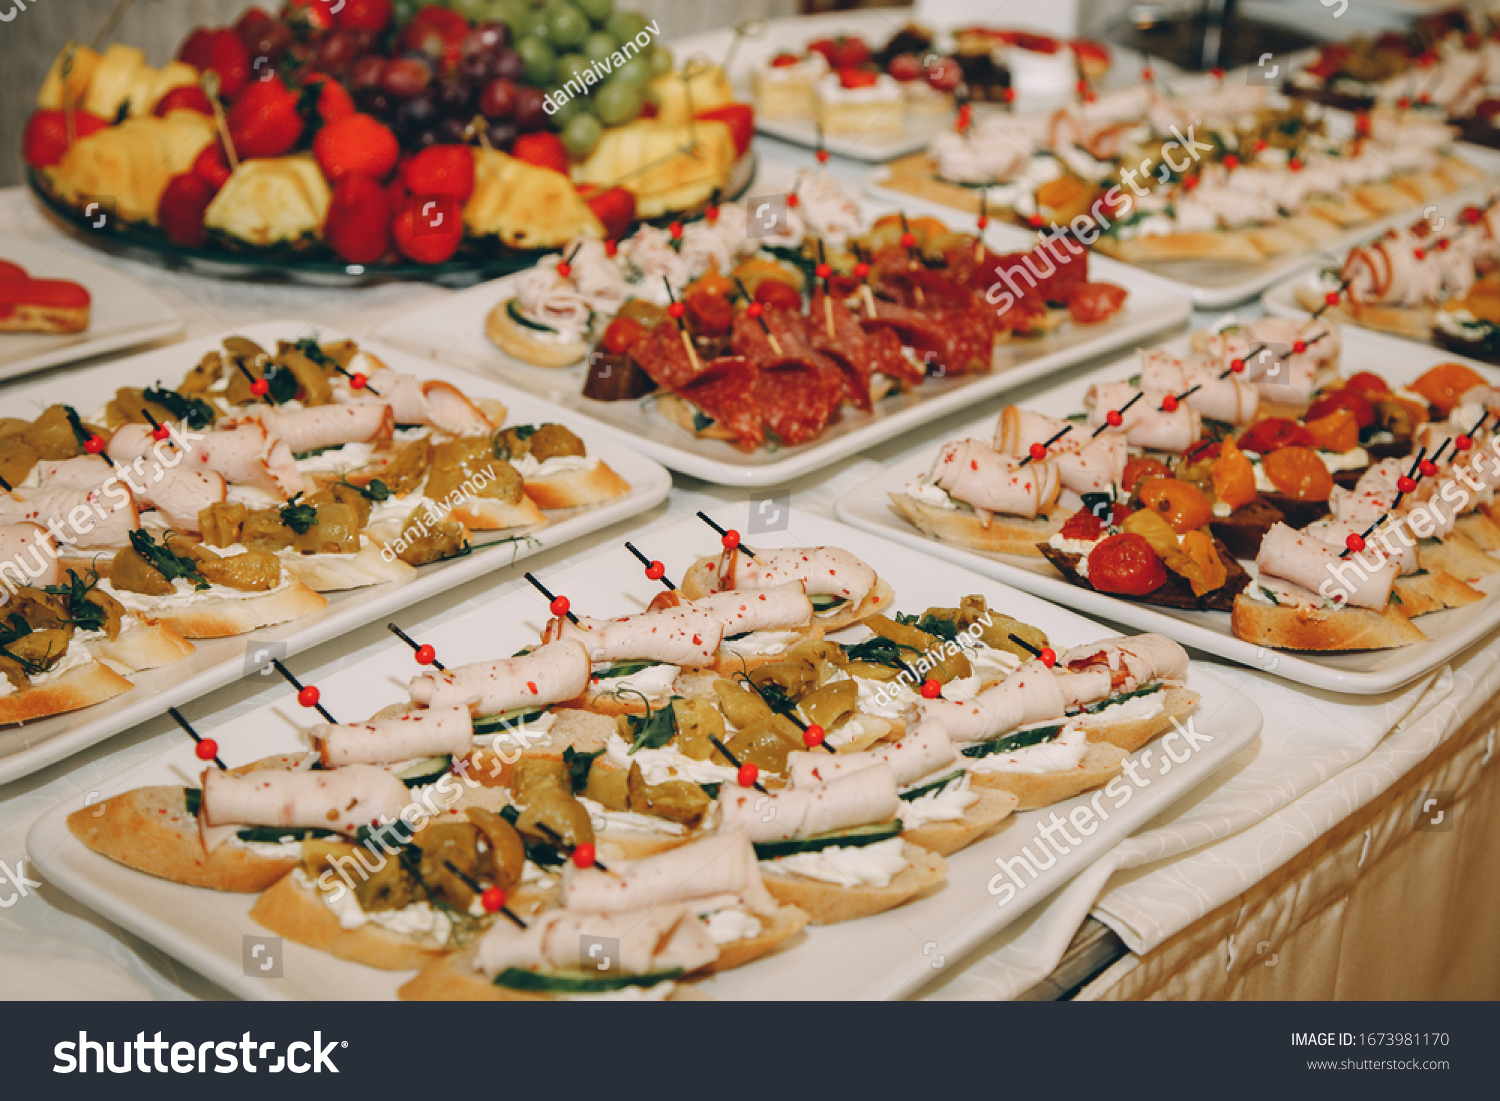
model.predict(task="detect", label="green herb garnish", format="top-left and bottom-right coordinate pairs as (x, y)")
top-left (41, 569), bottom-right (108, 634)
top-left (961, 724), bottom-right (1064, 760)
top-left (841, 636), bottom-right (920, 669)
top-left (625, 698), bottom-right (678, 753)
top-left (128, 530), bottom-right (208, 590)
top-left (142, 385), bottom-right (215, 430)
top-left (562, 745), bottom-right (606, 794)
top-left (279, 493), bottom-right (318, 535)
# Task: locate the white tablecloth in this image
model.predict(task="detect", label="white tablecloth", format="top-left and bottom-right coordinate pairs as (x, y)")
top-left (3, 129), bottom-right (1497, 1000)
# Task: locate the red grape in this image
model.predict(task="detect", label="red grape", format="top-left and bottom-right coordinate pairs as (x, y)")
top-left (492, 48), bottom-right (524, 83)
top-left (397, 91), bottom-right (439, 131)
top-left (458, 51), bottom-right (493, 87)
top-left (350, 54), bottom-right (385, 91)
top-left (245, 22), bottom-right (293, 66)
top-left (466, 22), bottom-right (508, 55)
top-left (435, 78), bottom-right (472, 116)
top-left (480, 77), bottom-right (517, 120)
top-left (381, 57), bottom-right (432, 99)
top-left (512, 85), bottom-right (547, 130)
top-left (438, 116), bottom-right (468, 143)
top-left (314, 28), bottom-right (359, 74)
top-left (486, 120), bottom-right (518, 149)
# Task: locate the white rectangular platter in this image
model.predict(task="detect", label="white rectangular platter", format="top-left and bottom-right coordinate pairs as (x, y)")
top-left (865, 137), bottom-right (1500, 310)
top-left (0, 320), bottom-right (671, 786)
top-left (28, 508), bottom-right (1259, 1000)
top-left (373, 221), bottom-right (1192, 488)
top-left (0, 238), bottom-right (183, 382)
top-left (835, 327), bottom-right (1500, 694)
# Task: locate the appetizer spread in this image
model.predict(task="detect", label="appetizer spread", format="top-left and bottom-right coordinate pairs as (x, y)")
top-left (0, 332), bottom-right (631, 725)
top-left (67, 529), bottom-right (1200, 998)
top-left (488, 169), bottom-right (1129, 452)
top-left (892, 314), bottom-right (1500, 652)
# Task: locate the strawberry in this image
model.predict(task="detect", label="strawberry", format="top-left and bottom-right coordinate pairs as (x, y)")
top-left (303, 73), bottom-right (354, 122)
top-left (192, 143), bottom-right (232, 190)
top-left (511, 132), bottom-right (569, 175)
top-left (233, 7), bottom-right (273, 40)
top-left (325, 175), bottom-right (390, 264)
top-left (770, 52), bottom-right (801, 67)
top-left (401, 144), bottom-right (474, 201)
top-left (336, 0), bottom-right (392, 33)
top-left (584, 186), bottom-right (636, 240)
top-left (392, 196), bottom-right (463, 264)
top-left (154, 85), bottom-right (214, 117)
top-left (22, 109), bottom-right (108, 169)
top-left (158, 172), bottom-right (215, 248)
top-left (837, 68), bottom-right (878, 90)
top-left (696, 103), bottom-right (754, 158)
top-left (314, 113), bottom-right (399, 182)
top-left (809, 36), bottom-right (868, 69)
top-left (181, 28), bottom-right (250, 99)
top-left (227, 75), bottom-right (304, 159)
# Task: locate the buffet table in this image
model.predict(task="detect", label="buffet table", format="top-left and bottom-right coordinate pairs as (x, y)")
top-left (4, 124), bottom-right (1498, 999)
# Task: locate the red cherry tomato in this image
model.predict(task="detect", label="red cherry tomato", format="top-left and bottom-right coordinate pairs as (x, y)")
top-left (1086, 534), bottom-right (1169, 596)
top-left (1122, 456), bottom-right (1172, 494)
top-left (753, 279), bottom-right (802, 310)
top-left (1237, 418), bottom-right (1314, 455)
top-left (601, 316), bottom-right (644, 356)
top-left (1305, 389), bottom-right (1375, 428)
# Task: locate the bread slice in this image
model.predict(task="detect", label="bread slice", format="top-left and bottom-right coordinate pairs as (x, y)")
top-left (464, 706), bottom-right (609, 786)
top-left (279, 542), bottom-right (417, 593)
top-left (1230, 592), bottom-right (1427, 650)
top-left (968, 741), bottom-right (1128, 810)
top-left (656, 393), bottom-right (743, 445)
top-left (888, 491), bottom-right (1066, 557)
top-left (679, 558), bottom-right (894, 632)
top-left (902, 787), bottom-right (1019, 856)
top-left (759, 841), bottom-right (946, 924)
top-left (1417, 534), bottom-right (1500, 582)
top-left (65, 784), bottom-right (297, 893)
top-left (1394, 568), bottom-right (1485, 616)
top-left (398, 951), bottom-right (706, 1000)
top-left (1075, 686), bottom-right (1200, 754)
top-left (1094, 230), bottom-right (1266, 263)
top-left (708, 904), bottom-right (810, 971)
top-left (125, 578), bottom-right (328, 639)
top-left (448, 494), bottom-right (548, 532)
top-left (1452, 513), bottom-right (1500, 551)
top-left (82, 620), bottom-right (195, 674)
top-left (483, 297), bottom-right (589, 368)
top-left (523, 461), bottom-right (632, 510)
top-left (0, 660), bottom-right (133, 725)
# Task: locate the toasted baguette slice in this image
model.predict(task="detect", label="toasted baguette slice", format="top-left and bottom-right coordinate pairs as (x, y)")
top-left (656, 393), bottom-right (744, 445)
top-left (1417, 534), bottom-right (1500, 582)
top-left (484, 297), bottom-right (590, 368)
top-left (464, 706), bottom-right (609, 785)
top-left (125, 578), bottom-right (328, 639)
top-left (1095, 230), bottom-right (1265, 263)
top-left (82, 620), bottom-right (194, 673)
top-left (1452, 512), bottom-right (1500, 551)
top-left (449, 494), bottom-right (548, 532)
top-left (759, 841), bottom-right (946, 925)
top-left (888, 491), bottom-right (1066, 557)
top-left (713, 626), bottom-right (826, 675)
top-left (968, 742), bottom-right (1128, 810)
top-left (279, 542), bottom-right (417, 592)
top-left (1075, 686), bottom-right (1200, 754)
top-left (0, 659), bottom-right (133, 725)
top-left (1393, 569), bottom-right (1485, 616)
top-left (1230, 592), bottom-right (1427, 650)
top-left (902, 788), bottom-right (1019, 856)
top-left (679, 558), bottom-right (894, 632)
top-left (523, 461), bottom-right (631, 510)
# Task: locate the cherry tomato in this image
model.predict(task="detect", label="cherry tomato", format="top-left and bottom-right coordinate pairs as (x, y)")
top-left (601, 316), bottom-right (644, 355)
top-left (1305, 389), bottom-right (1375, 429)
top-left (1344, 371), bottom-right (1391, 398)
top-left (1122, 456), bottom-right (1172, 494)
top-left (1210, 439), bottom-right (1257, 509)
top-left (1086, 533), bottom-right (1169, 596)
top-left (685, 290), bottom-right (735, 337)
top-left (1238, 418), bottom-right (1313, 455)
top-left (1262, 445), bottom-right (1333, 500)
top-left (1302, 407), bottom-right (1359, 452)
top-left (753, 279), bottom-right (803, 310)
top-left (1409, 363), bottom-right (1486, 415)
top-left (1137, 478), bottom-right (1213, 534)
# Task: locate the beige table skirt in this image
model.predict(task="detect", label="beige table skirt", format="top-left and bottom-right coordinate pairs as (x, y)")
top-left (1083, 692), bottom-right (1500, 1001)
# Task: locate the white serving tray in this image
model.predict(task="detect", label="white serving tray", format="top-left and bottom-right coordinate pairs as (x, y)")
top-left (0, 238), bottom-right (182, 381)
top-left (0, 321), bottom-right (671, 785)
top-left (835, 327), bottom-right (1500, 694)
top-left (28, 507), bottom-right (1259, 1000)
top-left (373, 215), bottom-right (1192, 487)
top-left (866, 135), bottom-right (1500, 309)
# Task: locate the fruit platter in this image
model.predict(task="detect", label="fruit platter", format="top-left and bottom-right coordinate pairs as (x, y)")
top-left (24, 0), bottom-right (756, 285)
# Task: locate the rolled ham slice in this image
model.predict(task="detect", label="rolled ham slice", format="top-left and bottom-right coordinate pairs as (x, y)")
top-left (786, 718), bottom-right (956, 789)
top-left (0, 522), bottom-right (60, 589)
top-left (1330, 457), bottom-right (1404, 524)
top-left (1057, 633), bottom-right (1190, 704)
top-left (409, 638), bottom-right (590, 715)
top-left (338, 356), bottom-right (495, 437)
top-left (1306, 517), bottom-right (1418, 575)
top-left (689, 581), bottom-right (813, 635)
top-left (913, 659), bottom-right (1065, 743)
top-left (718, 764), bottom-right (899, 842)
top-left (136, 467), bottom-right (226, 531)
top-left (1243, 316), bottom-right (1340, 366)
top-left (1255, 353), bottom-right (1318, 407)
top-left (561, 831), bottom-right (777, 916)
top-left (995, 406), bottom-right (1084, 456)
top-left (474, 903), bottom-right (717, 980)
top-left (0, 484), bottom-right (137, 549)
top-left (314, 706), bottom-right (474, 768)
top-left (179, 424), bottom-right (304, 498)
top-left (926, 438), bottom-right (1061, 519)
top-left (1257, 521), bottom-right (1398, 610)
top-left (717, 547), bottom-right (877, 610)
top-left (32, 455), bottom-right (114, 490)
top-left (1052, 434), bottom-right (1128, 496)
top-left (1085, 382), bottom-right (1203, 453)
top-left (1139, 353), bottom-right (1259, 425)
top-left (199, 763), bottom-right (411, 851)
top-left (242, 402), bottom-right (394, 455)
top-left (545, 605), bottom-right (724, 668)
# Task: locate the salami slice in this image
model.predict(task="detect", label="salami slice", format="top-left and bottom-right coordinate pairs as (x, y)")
top-left (808, 290), bottom-right (875, 412)
top-left (628, 322), bottom-right (701, 390)
top-left (757, 361), bottom-right (842, 446)
top-left (677, 356), bottom-right (764, 448)
top-left (1063, 281), bottom-right (1128, 324)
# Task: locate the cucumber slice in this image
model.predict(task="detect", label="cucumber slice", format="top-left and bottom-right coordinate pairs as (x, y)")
top-left (234, 825), bottom-right (339, 844)
top-left (899, 769), bottom-right (966, 802)
top-left (961, 723), bottom-right (1063, 760)
top-left (293, 445), bottom-right (337, 461)
top-left (753, 819), bottom-right (902, 860)
top-left (184, 787), bottom-right (201, 816)
top-left (507, 299), bottom-right (559, 334)
top-left (593, 660), bottom-right (659, 681)
top-left (1076, 684), bottom-right (1162, 716)
top-left (808, 594), bottom-right (846, 612)
top-left (493, 967), bottom-right (684, 994)
top-left (398, 755), bottom-right (452, 787)
top-left (473, 708), bottom-right (545, 737)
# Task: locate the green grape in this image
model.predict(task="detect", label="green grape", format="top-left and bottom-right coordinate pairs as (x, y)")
top-left (546, 4), bottom-right (590, 49)
top-left (487, 0), bottom-right (527, 22)
top-left (577, 0), bottom-right (614, 24)
top-left (648, 44), bottom-right (673, 77)
top-left (517, 36), bottom-right (558, 84)
top-left (611, 52), bottom-right (652, 88)
top-left (450, 0), bottom-right (489, 20)
top-left (582, 31), bottom-right (618, 62)
top-left (606, 10), bottom-right (647, 42)
top-left (594, 75), bottom-right (643, 126)
top-left (515, 10), bottom-right (547, 38)
top-left (561, 112), bottom-right (603, 158)
top-left (391, 0), bottom-right (422, 26)
top-left (555, 52), bottom-right (591, 83)
top-left (549, 90), bottom-right (583, 127)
